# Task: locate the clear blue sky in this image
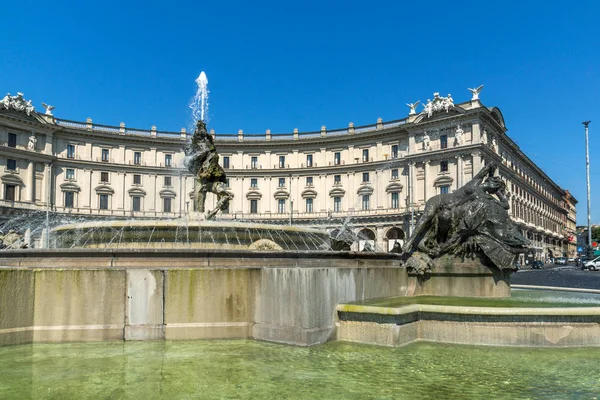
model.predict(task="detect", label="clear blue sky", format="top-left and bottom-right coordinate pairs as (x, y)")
top-left (1, 0), bottom-right (598, 224)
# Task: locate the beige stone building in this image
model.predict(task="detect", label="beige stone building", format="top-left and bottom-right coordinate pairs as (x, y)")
top-left (0, 91), bottom-right (575, 259)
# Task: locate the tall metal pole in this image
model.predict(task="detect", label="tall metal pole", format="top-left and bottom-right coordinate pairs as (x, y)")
top-left (584, 121), bottom-right (592, 256)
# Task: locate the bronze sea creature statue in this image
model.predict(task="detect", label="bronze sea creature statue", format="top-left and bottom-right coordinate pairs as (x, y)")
top-left (402, 162), bottom-right (529, 274)
top-left (184, 120), bottom-right (233, 220)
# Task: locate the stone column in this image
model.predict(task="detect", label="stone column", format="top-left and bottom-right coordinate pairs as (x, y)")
top-left (423, 161), bottom-right (430, 202)
top-left (472, 152), bottom-right (483, 175)
top-left (42, 162), bottom-right (52, 207)
top-left (458, 156), bottom-right (464, 188)
top-left (26, 161), bottom-right (35, 202)
top-left (44, 132), bottom-right (53, 155)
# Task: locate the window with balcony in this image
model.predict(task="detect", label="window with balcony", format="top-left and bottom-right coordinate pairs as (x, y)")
top-left (440, 161), bottom-right (449, 172)
top-left (251, 156), bottom-right (258, 169)
top-left (250, 199), bottom-right (258, 214)
top-left (66, 168), bottom-right (75, 180)
top-left (305, 198), bottom-right (313, 213)
top-left (333, 196), bottom-right (341, 212)
top-left (279, 156), bottom-right (286, 168)
top-left (99, 194), bottom-right (109, 210)
top-left (362, 194), bottom-right (370, 210)
top-left (6, 159), bottom-right (16, 171)
top-left (278, 177), bottom-right (285, 188)
top-left (391, 144), bottom-right (398, 159)
top-left (334, 152), bottom-right (341, 165)
top-left (4, 184), bottom-right (15, 201)
top-left (8, 133), bottom-right (16, 148)
top-left (278, 199), bottom-right (285, 213)
top-left (250, 178), bottom-right (258, 188)
top-left (132, 196), bottom-right (141, 212)
top-left (440, 135), bottom-right (448, 149)
top-left (440, 185), bottom-right (450, 194)
top-left (101, 148), bottom-right (110, 162)
top-left (163, 197), bottom-right (172, 213)
top-left (133, 174), bottom-right (141, 185)
top-left (334, 175), bottom-right (341, 185)
top-left (134, 151), bottom-right (142, 165)
top-left (67, 144), bottom-right (75, 159)
top-left (391, 169), bottom-right (399, 180)
top-left (306, 176), bottom-right (313, 187)
top-left (100, 172), bottom-right (109, 183)
top-left (65, 192), bottom-right (74, 208)
top-left (362, 149), bottom-right (369, 162)
top-left (165, 154), bottom-right (172, 167)
top-left (391, 192), bottom-right (399, 209)
top-left (362, 172), bottom-right (370, 183)
top-left (164, 176), bottom-right (172, 186)
top-left (223, 156), bottom-right (230, 169)
top-left (306, 154), bottom-right (313, 167)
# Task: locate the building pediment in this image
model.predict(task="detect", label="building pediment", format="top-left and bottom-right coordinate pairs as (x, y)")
top-left (301, 189), bottom-right (318, 199)
top-left (329, 188), bottom-right (345, 197)
top-left (95, 185), bottom-right (114, 195)
top-left (385, 182), bottom-right (403, 193)
top-left (159, 189), bottom-right (176, 198)
top-left (357, 186), bottom-right (374, 195)
top-left (433, 176), bottom-right (453, 186)
top-left (273, 190), bottom-right (290, 199)
top-left (60, 182), bottom-right (81, 192)
top-left (246, 190), bottom-right (262, 200)
top-left (1, 174), bottom-right (24, 186)
top-left (128, 188), bottom-right (147, 197)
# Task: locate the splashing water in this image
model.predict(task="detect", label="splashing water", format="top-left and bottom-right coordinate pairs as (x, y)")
top-left (190, 71), bottom-right (209, 123)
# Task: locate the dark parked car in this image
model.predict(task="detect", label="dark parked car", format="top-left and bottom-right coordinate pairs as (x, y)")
top-left (531, 260), bottom-right (544, 269)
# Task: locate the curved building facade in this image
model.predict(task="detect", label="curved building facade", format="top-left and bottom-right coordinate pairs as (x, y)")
top-left (0, 91), bottom-right (576, 259)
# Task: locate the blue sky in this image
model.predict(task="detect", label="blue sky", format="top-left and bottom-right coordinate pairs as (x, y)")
top-left (1, 0), bottom-right (598, 224)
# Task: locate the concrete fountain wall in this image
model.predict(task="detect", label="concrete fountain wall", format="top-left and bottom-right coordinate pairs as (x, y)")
top-left (0, 249), bottom-right (410, 347)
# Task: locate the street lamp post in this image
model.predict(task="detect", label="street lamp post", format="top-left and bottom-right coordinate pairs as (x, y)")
top-left (584, 121), bottom-right (592, 258)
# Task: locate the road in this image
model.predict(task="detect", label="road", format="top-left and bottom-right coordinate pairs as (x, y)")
top-left (511, 263), bottom-right (600, 290)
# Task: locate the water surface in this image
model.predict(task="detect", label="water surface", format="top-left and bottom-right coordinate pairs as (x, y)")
top-left (1, 340), bottom-right (599, 399)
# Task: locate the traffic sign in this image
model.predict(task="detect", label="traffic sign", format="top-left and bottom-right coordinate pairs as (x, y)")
top-left (578, 247), bottom-right (584, 252)
top-left (593, 242), bottom-right (598, 247)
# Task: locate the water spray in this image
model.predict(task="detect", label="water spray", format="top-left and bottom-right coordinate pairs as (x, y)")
top-left (190, 71), bottom-right (209, 123)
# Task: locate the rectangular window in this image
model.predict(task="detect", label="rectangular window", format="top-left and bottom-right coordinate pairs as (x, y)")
top-left (333, 196), bottom-right (341, 212)
top-left (100, 172), bottom-right (109, 183)
top-left (440, 185), bottom-right (450, 194)
top-left (279, 156), bottom-right (286, 168)
top-left (334, 152), bottom-right (341, 165)
top-left (223, 156), bottom-right (230, 169)
top-left (362, 172), bottom-right (369, 183)
top-left (278, 199), bottom-right (285, 213)
top-left (163, 197), bottom-right (172, 212)
top-left (67, 144), bottom-right (75, 159)
top-left (4, 184), bottom-right (15, 201)
top-left (164, 176), bottom-right (172, 186)
top-left (99, 194), bottom-right (109, 210)
top-left (306, 176), bottom-right (313, 187)
top-left (165, 154), bottom-right (172, 167)
top-left (133, 174), bottom-right (141, 185)
top-left (306, 154), bottom-right (313, 167)
top-left (306, 198), bottom-right (313, 213)
top-left (134, 151), bottom-right (141, 165)
top-left (132, 196), bottom-right (141, 212)
top-left (65, 191), bottom-right (74, 208)
top-left (440, 135), bottom-right (448, 149)
top-left (66, 168), bottom-right (75, 180)
top-left (362, 194), bottom-right (370, 210)
top-left (7, 159), bottom-right (16, 171)
top-left (250, 199), bottom-right (258, 214)
top-left (440, 161), bottom-right (449, 172)
top-left (250, 178), bottom-right (258, 188)
top-left (251, 156), bottom-right (258, 169)
top-left (8, 133), bottom-right (17, 148)
top-left (334, 175), bottom-right (341, 184)
top-left (391, 169), bottom-right (399, 179)
top-left (278, 178), bottom-right (285, 188)
top-left (391, 144), bottom-right (398, 159)
top-left (225, 178), bottom-right (230, 188)
top-left (101, 148), bottom-right (109, 162)
top-left (362, 149), bottom-right (369, 162)
top-left (391, 192), bottom-right (399, 209)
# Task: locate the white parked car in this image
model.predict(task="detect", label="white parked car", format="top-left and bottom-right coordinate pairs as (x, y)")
top-left (584, 256), bottom-right (600, 271)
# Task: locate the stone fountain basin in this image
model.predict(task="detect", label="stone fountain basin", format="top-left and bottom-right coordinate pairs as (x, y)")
top-left (50, 220), bottom-right (330, 250)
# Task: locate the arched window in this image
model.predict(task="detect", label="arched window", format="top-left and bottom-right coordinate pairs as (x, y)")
top-left (385, 227), bottom-right (406, 251)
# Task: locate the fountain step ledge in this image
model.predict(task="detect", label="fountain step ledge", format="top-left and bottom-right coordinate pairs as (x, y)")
top-left (336, 302), bottom-right (600, 347)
